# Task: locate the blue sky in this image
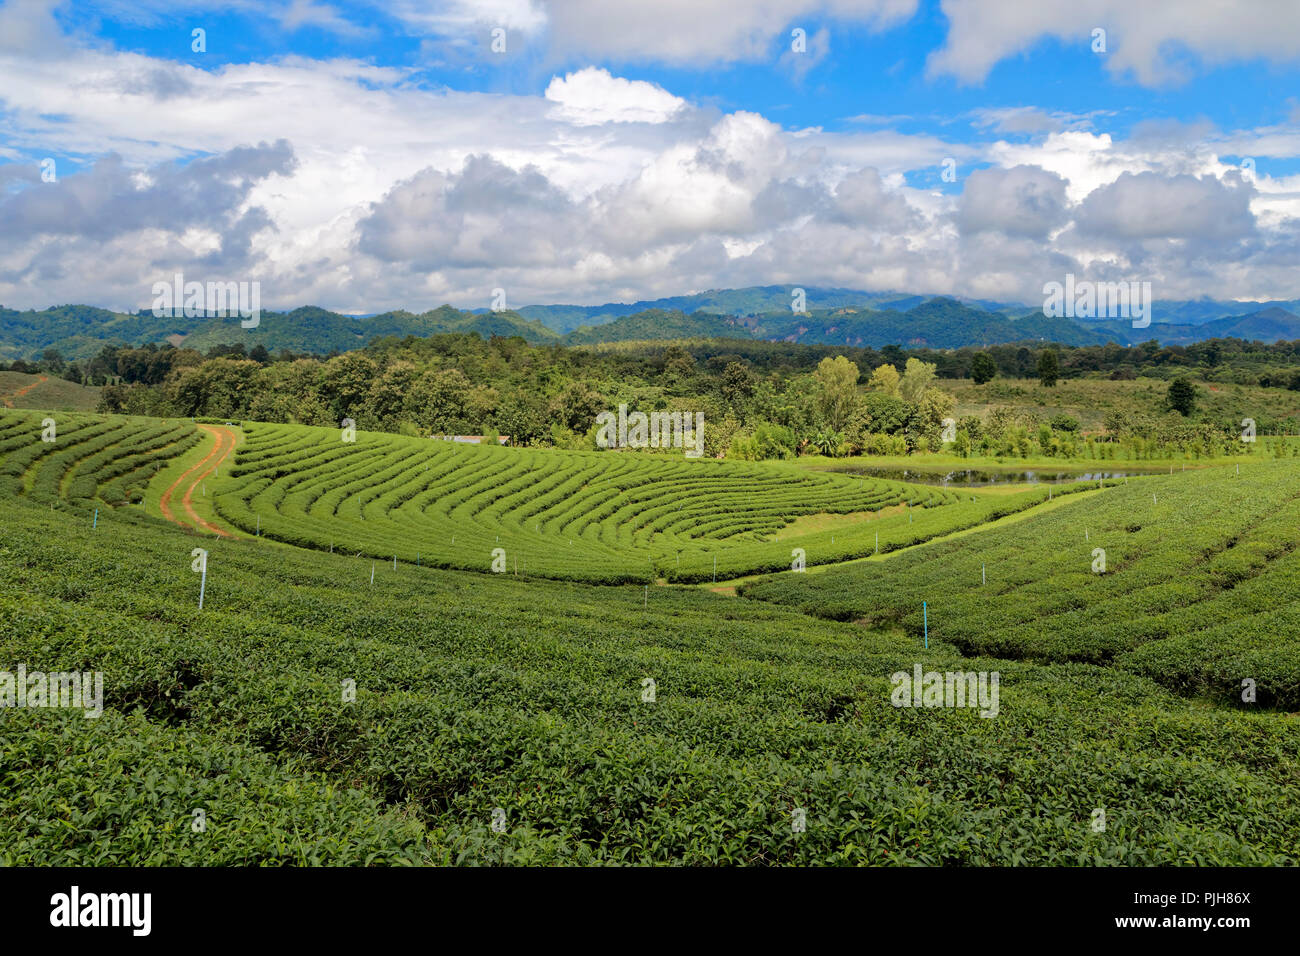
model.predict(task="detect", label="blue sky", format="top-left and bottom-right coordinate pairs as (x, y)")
top-left (60, 1), bottom-right (1300, 144)
top-left (1, 0), bottom-right (1298, 312)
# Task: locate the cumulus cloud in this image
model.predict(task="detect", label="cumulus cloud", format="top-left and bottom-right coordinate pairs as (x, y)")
top-left (0, 142), bottom-right (294, 307)
top-left (957, 165), bottom-right (1070, 238)
top-left (1073, 170), bottom-right (1256, 241)
top-left (0, 4), bottom-right (1297, 313)
top-left (929, 0), bottom-right (1300, 87)
top-left (0, 142), bottom-right (294, 247)
top-left (544, 68), bottom-right (686, 125)
top-left (830, 167), bottom-right (920, 229)
top-left (357, 155), bottom-right (584, 269)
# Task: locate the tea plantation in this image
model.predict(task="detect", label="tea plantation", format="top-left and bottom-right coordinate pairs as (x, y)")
top-left (0, 410), bottom-right (200, 508)
top-left (741, 461), bottom-right (1300, 709)
top-left (214, 421), bottom-right (1086, 584)
top-left (1, 410), bottom-right (1297, 865)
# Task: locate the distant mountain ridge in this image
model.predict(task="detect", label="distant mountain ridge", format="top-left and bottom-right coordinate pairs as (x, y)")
top-left (3, 286), bottom-right (1299, 360)
top-left (0, 304), bottom-right (555, 361)
top-left (566, 298), bottom-right (1122, 349)
top-left (511, 285), bottom-right (1028, 333)
top-left (513, 285), bottom-right (1300, 333)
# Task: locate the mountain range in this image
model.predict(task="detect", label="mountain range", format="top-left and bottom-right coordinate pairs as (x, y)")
top-left (3, 286), bottom-right (1299, 361)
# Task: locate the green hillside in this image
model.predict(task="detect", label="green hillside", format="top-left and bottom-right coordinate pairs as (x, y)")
top-left (0, 304), bottom-right (557, 361)
top-left (0, 371), bottom-right (101, 411)
top-left (211, 421), bottom-right (1074, 584)
top-left (3, 470), bottom-right (1298, 864)
top-left (741, 459), bottom-right (1300, 708)
top-left (562, 298), bottom-right (1119, 349)
top-left (9, 295), bottom-right (1299, 363)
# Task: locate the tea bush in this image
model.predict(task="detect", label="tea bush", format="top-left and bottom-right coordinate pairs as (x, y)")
top-left (215, 422), bottom-right (1071, 584)
top-left (741, 461), bottom-right (1300, 707)
top-left (2, 495), bottom-right (1297, 864)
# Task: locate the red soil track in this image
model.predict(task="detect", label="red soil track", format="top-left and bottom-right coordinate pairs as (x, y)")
top-left (159, 424), bottom-right (238, 537)
top-left (2, 374), bottom-right (48, 407)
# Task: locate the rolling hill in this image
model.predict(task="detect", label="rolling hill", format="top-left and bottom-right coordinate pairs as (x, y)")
top-left (562, 298), bottom-right (1124, 349)
top-left (0, 304), bottom-right (557, 361)
top-left (6, 290), bottom-right (1300, 363)
top-left (2, 409), bottom-right (1298, 864)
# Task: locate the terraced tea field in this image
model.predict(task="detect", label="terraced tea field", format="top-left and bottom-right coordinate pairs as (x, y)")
top-left (213, 421), bottom-right (1086, 584)
top-left (2, 409), bottom-right (1297, 866)
top-left (742, 460), bottom-right (1300, 709)
top-left (2, 493), bottom-right (1298, 865)
top-left (0, 409), bottom-right (201, 510)
top-left (0, 371), bottom-right (100, 412)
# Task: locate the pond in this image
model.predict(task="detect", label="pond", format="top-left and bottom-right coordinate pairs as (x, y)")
top-left (833, 467), bottom-right (1140, 487)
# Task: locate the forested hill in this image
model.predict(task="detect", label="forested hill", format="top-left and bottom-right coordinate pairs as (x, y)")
top-left (5, 294), bottom-right (1300, 362)
top-left (0, 304), bottom-right (557, 361)
top-left (565, 298), bottom-right (1125, 349)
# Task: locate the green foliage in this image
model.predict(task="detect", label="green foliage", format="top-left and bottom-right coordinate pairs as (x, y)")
top-left (812, 356), bottom-right (860, 432)
top-left (211, 421), bottom-right (1006, 584)
top-left (1168, 378), bottom-right (1197, 416)
top-left (1, 483), bottom-right (1297, 865)
top-left (1037, 349), bottom-right (1060, 387)
top-left (743, 462), bottom-right (1300, 709)
top-left (971, 352), bottom-right (997, 385)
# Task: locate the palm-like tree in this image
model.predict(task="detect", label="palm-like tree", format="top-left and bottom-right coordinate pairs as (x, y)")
top-left (810, 429), bottom-right (842, 456)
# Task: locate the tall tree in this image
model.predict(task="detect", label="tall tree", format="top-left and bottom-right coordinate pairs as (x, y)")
top-left (970, 352), bottom-right (997, 385)
top-left (1168, 378), bottom-right (1197, 416)
top-left (812, 355), bottom-right (860, 431)
top-left (899, 357), bottom-right (936, 403)
top-left (866, 363), bottom-right (901, 397)
top-left (1037, 349), bottom-right (1059, 387)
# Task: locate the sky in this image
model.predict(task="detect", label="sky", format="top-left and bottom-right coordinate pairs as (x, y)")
top-left (0, 0), bottom-right (1298, 314)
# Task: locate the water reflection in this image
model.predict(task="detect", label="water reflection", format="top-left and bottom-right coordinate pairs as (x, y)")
top-left (835, 467), bottom-right (1138, 487)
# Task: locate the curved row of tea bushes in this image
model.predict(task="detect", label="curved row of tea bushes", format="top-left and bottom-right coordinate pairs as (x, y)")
top-left (216, 422), bottom-right (1037, 583)
top-left (0, 410), bottom-right (200, 509)
top-left (741, 461), bottom-right (1300, 707)
top-left (2, 494), bottom-right (1297, 864)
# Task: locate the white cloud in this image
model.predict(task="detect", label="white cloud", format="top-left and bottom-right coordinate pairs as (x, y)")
top-left (930, 0), bottom-right (1300, 87)
top-left (279, 0), bottom-right (376, 37)
top-left (970, 107), bottom-right (1064, 135)
top-left (544, 68), bottom-right (686, 125)
top-left (957, 165), bottom-right (1070, 238)
top-left (385, 0), bottom-right (547, 34)
top-left (537, 0), bottom-right (917, 66)
top-left (0, 8), bottom-right (1298, 313)
top-left (1074, 171), bottom-right (1256, 241)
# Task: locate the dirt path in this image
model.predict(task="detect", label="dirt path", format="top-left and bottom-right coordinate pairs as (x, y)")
top-left (159, 424), bottom-right (238, 537)
top-left (2, 374), bottom-right (48, 407)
